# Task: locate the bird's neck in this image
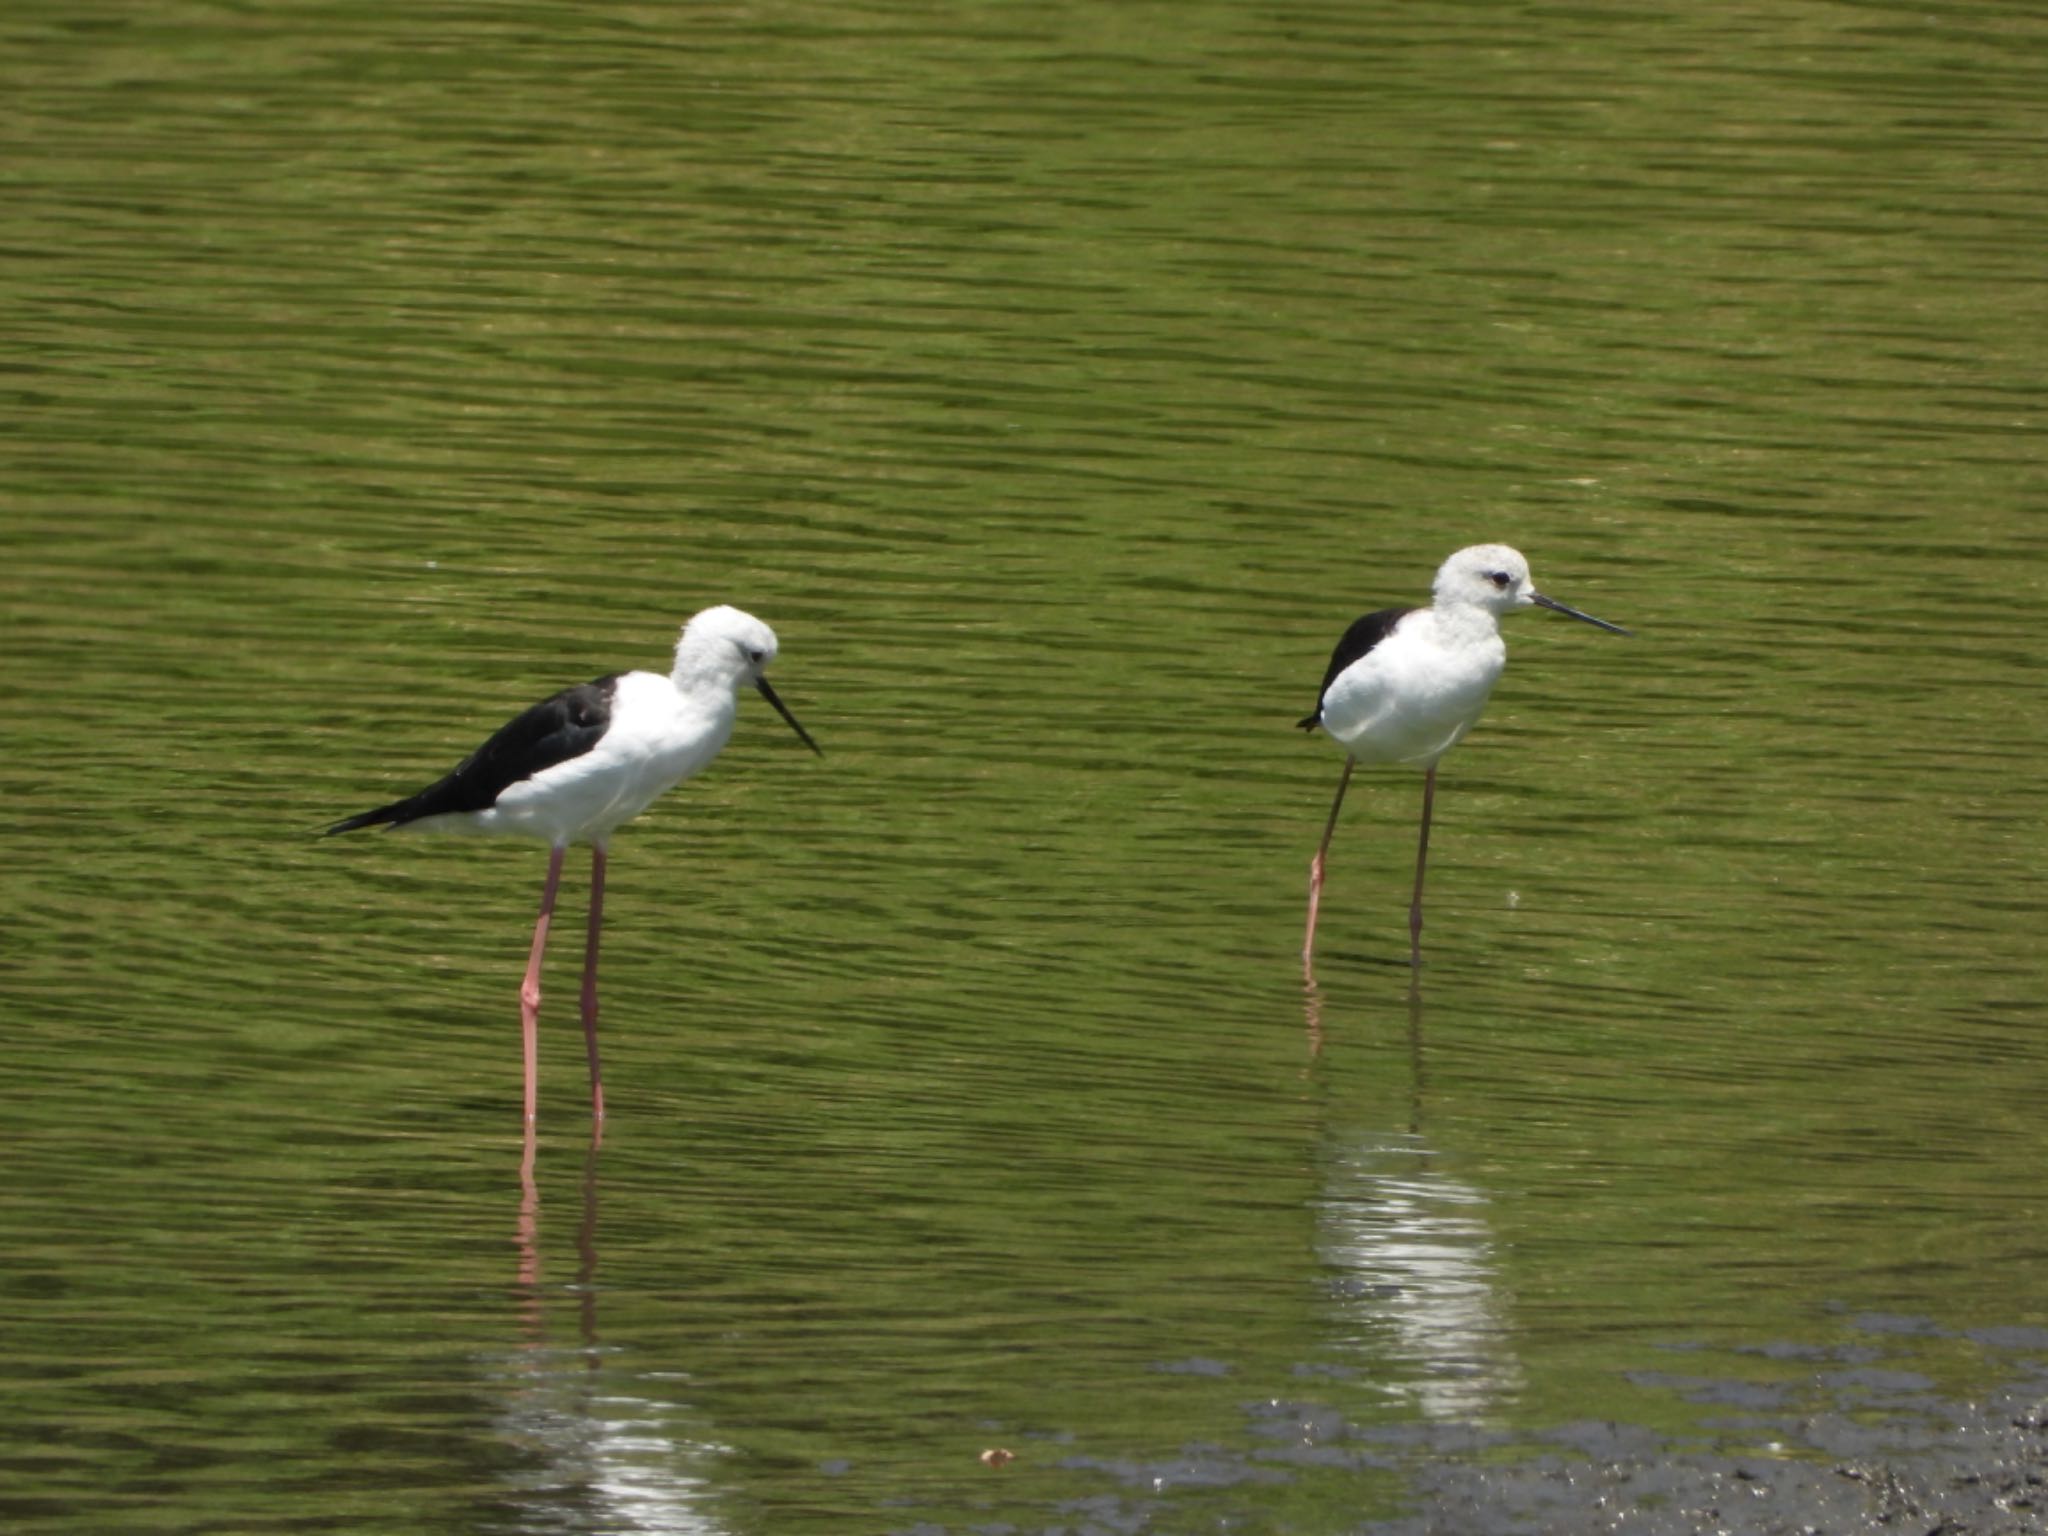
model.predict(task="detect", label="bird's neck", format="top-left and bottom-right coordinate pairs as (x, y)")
top-left (1429, 603), bottom-right (1503, 647)
top-left (669, 640), bottom-right (740, 695)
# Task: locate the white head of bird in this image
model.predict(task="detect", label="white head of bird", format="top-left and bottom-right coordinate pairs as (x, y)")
top-left (673, 604), bottom-right (822, 754)
top-left (1433, 544), bottom-right (1631, 636)
top-left (673, 603), bottom-right (779, 687)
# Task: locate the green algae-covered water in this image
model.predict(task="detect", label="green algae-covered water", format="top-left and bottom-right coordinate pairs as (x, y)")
top-left (5, 3), bottom-right (2046, 1531)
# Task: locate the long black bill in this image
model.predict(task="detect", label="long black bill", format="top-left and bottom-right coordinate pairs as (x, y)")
top-left (1531, 592), bottom-right (1632, 636)
top-left (755, 676), bottom-right (824, 756)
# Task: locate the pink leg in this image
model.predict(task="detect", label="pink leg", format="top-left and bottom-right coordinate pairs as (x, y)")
top-left (1408, 764), bottom-right (1438, 970)
top-left (581, 844), bottom-right (607, 1123)
top-left (1303, 758), bottom-right (1355, 975)
top-left (520, 845), bottom-right (567, 1124)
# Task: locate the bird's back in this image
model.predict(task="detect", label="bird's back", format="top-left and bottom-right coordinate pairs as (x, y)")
top-left (326, 675), bottom-right (621, 835)
top-left (483, 669), bottom-right (736, 842)
top-left (1299, 607), bottom-right (1413, 730)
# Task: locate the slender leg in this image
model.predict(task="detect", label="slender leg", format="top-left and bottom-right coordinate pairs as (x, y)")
top-left (516, 1119), bottom-right (541, 1303)
top-left (1408, 764), bottom-right (1438, 970)
top-left (577, 1127), bottom-right (602, 1341)
top-left (521, 845), bottom-right (568, 1124)
top-left (1303, 758), bottom-right (1355, 974)
top-left (580, 844), bottom-right (607, 1123)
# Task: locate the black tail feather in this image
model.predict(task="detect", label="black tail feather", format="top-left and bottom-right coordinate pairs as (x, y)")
top-left (323, 802), bottom-right (405, 836)
top-left (1297, 710), bottom-right (1321, 732)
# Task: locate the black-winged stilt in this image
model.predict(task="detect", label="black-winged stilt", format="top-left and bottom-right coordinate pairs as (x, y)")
top-left (326, 604), bottom-right (821, 1124)
top-left (1298, 545), bottom-right (1628, 974)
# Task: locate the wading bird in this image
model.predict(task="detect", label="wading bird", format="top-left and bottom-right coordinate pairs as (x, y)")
top-left (1299, 545), bottom-right (1627, 974)
top-left (327, 604), bottom-right (821, 1123)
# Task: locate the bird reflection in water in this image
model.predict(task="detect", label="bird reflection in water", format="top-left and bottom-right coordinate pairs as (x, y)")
top-left (499, 1128), bottom-right (730, 1534)
top-left (1304, 985), bottom-right (1522, 1423)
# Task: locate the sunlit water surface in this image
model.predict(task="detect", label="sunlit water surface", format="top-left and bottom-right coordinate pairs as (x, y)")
top-left (5, 2), bottom-right (2046, 1532)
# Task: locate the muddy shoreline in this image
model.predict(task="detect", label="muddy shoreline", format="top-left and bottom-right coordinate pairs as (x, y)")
top-left (1030, 1325), bottom-right (2048, 1535)
top-left (1369, 1358), bottom-right (2048, 1535)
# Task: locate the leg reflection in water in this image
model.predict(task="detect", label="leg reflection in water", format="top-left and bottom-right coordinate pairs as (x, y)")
top-left (501, 1128), bottom-right (730, 1534)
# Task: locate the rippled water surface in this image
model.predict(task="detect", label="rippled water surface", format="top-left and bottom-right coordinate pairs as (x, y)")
top-left (5, 2), bottom-right (2046, 1532)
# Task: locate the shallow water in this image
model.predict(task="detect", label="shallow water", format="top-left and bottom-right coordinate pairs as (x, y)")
top-left (5, 1), bottom-right (2047, 1531)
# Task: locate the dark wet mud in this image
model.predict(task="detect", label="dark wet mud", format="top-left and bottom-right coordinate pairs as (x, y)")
top-left (1369, 1360), bottom-right (2048, 1536)
top-left (1017, 1323), bottom-right (2048, 1536)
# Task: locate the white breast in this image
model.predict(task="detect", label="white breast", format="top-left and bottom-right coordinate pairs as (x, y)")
top-left (1320, 612), bottom-right (1506, 768)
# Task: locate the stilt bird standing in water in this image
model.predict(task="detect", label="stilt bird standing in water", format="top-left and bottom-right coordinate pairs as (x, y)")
top-left (1299, 545), bottom-right (1627, 975)
top-left (327, 604), bottom-right (821, 1124)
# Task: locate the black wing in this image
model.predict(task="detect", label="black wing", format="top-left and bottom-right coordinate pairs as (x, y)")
top-left (326, 675), bottom-right (620, 833)
top-left (1296, 607), bottom-right (1413, 731)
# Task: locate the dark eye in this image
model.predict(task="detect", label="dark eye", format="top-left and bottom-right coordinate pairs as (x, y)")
top-left (746, 648), bottom-right (766, 665)
top-left (1487, 571), bottom-right (1511, 589)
